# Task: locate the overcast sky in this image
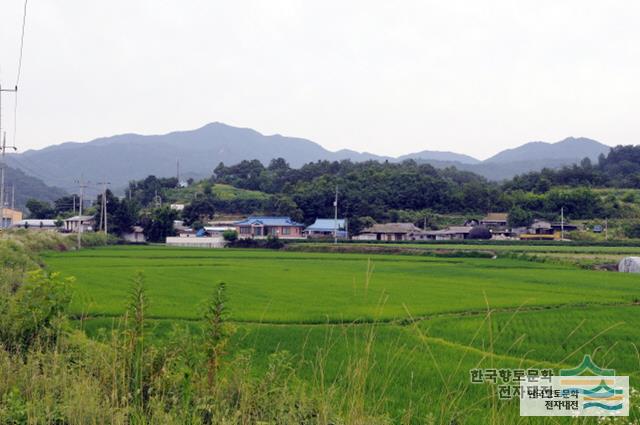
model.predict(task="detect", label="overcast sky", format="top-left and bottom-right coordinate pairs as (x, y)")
top-left (1, 1), bottom-right (639, 159)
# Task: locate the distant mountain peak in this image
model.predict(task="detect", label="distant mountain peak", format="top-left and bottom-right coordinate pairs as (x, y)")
top-left (9, 123), bottom-right (613, 192)
top-left (485, 137), bottom-right (609, 164)
top-left (398, 150), bottom-right (480, 164)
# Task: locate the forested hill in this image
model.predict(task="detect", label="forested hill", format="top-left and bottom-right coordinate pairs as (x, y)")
top-left (2, 165), bottom-right (67, 210)
top-left (506, 145), bottom-right (640, 191)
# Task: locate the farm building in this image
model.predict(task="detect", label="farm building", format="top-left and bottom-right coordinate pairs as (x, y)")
top-left (355, 223), bottom-right (425, 241)
top-left (12, 219), bottom-right (57, 231)
top-left (123, 226), bottom-right (146, 243)
top-left (480, 213), bottom-right (508, 227)
top-left (1, 207), bottom-right (23, 228)
top-left (304, 218), bottom-right (348, 238)
top-left (234, 216), bottom-right (305, 239)
top-left (166, 236), bottom-right (225, 248)
top-left (63, 215), bottom-right (95, 233)
top-left (550, 222), bottom-right (579, 232)
top-left (424, 226), bottom-right (473, 240)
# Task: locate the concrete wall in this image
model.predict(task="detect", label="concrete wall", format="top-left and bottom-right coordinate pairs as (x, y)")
top-left (166, 236), bottom-right (226, 248)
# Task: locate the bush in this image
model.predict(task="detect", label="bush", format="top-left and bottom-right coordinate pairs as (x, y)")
top-left (624, 222), bottom-right (640, 239)
top-left (265, 235), bottom-right (284, 249)
top-left (227, 235), bottom-right (284, 249)
top-left (468, 226), bottom-right (492, 239)
top-left (0, 269), bottom-right (72, 352)
top-left (222, 229), bottom-right (238, 242)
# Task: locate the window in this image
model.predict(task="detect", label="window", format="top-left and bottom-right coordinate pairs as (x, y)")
top-left (282, 227), bottom-right (291, 235)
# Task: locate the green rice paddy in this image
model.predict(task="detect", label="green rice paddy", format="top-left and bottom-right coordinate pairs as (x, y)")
top-left (44, 246), bottom-right (640, 423)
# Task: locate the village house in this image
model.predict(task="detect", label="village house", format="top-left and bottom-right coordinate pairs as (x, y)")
top-left (63, 215), bottom-right (95, 233)
top-left (480, 212), bottom-right (508, 228)
top-left (424, 226), bottom-right (473, 241)
top-left (304, 218), bottom-right (348, 239)
top-left (354, 223), bottom-right (425, 241)
top-left (519, 219), bottom-right (580, 240)
top-left (122, 226), bottom-right (146, 243)
top-left (234, 216), bottom-right (305, 239)
top-left (1, 207), bottom-right (23, 228)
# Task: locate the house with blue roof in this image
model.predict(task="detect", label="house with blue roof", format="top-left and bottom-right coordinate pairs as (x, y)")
top-left (304, 218), bottom-right (348, 239)
top-left (233, 216), bottom-right (305, 239)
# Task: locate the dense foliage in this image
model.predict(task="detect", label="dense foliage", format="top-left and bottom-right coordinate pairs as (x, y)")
top-left (505, 145), bottom-right (640, 191)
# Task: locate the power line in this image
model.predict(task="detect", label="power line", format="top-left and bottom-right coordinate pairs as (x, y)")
top-left (15, 0), bottom-right (28, 86)
top-left (12, 0), bottom-right (29, 147)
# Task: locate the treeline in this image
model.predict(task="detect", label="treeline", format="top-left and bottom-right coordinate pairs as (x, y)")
top-left (23, 145), bottom-right (640, 236)
top-left (211, 157), bottom-right (626, 229)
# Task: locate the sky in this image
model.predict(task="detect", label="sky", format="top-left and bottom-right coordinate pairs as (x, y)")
top-left (1, 0), bottom-right (639, 160)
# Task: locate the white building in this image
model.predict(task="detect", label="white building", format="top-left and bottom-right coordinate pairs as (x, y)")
top-left (64, 215), bottom-right (95, 233)
top-left (122, 226), bottom-right (146, 243)
top-left (166, 236), bottom-right (225, 248)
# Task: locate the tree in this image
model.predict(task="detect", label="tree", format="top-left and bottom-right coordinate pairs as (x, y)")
top-left (111, 199), bottom-right (140, 235)
top-left (624, 223), bottom-right (640, 239)
top-left (222, 229), bottom-right (238, 242)
top-left (25, 199), bottom-right (55, 219)
top-left (140, 207), bottom-right (177, 242)
top-left (53, 195), bottom-right (79, 215)
top-left (182, 196), bottom-right (216, 226)
top-left (507, 206), bottom-right (533, 228)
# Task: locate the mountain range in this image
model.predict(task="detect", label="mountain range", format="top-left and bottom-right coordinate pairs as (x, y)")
top-left (6, 122), bottom-right (611, 198)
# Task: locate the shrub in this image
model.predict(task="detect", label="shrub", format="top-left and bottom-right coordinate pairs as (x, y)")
top-left (0, 269), bottom-right (72, 352)
top-left (222, 229), bottom-right (238, 242)
top-left (265, 235), bottom-right (284, 249)
top-left (468, 226), bottom-right (492, 239)
top-left (624, 222), bottom-right (640, 239)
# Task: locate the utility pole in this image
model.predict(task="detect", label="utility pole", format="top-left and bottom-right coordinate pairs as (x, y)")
top-left (560, 207), bottom-right (564, 241)
top-left (96, 179), bottom-right (111, 235)
top-left (0, 132), bottom-right (17, 228)
top-left (333, 185), bottom-right (338, 244)
top-left (605, 217), bottom-right (608, 241)
top-left (11, 184), bottom-right (15, 210)
top-left (0, 84), bottom-right (18, 229)
top-left (75, 177), bottom-right (89, 249)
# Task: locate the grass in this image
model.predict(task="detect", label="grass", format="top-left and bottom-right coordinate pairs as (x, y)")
top-left (164, 182), bottom-right (271, 203)
top-left (44, 246), bottom-right (640, 322)
top-left (42, 245), bottom-right (640, 423)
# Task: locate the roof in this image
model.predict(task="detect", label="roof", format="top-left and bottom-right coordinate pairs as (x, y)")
top-left (65, 215), bottom-right (94, 222)
top-left (305, 218), bottom-right (346, 232)
top-left (204, 226), bottom-right (235, 232)
top-left (234, 216), bottom-right (304, 227)
top-left (425, 226), bottom-right (473, 235)
top-left (361, 223), bottom-right (423, 234)
top-left (481, 213), bottom-right (508, 222)
top-left (530, 220), bottom-right (551, 229)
